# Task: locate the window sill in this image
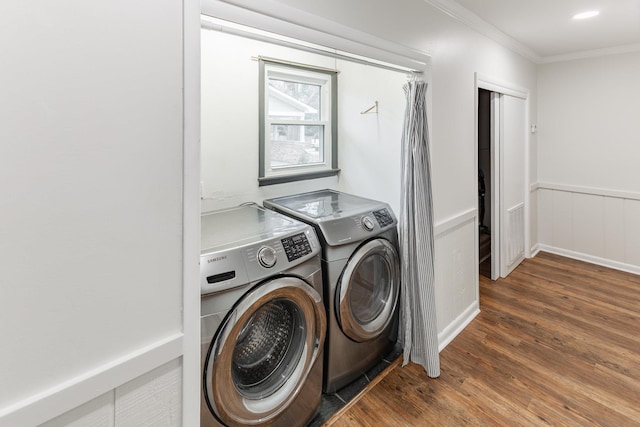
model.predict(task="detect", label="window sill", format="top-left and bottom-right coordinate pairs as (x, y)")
top-left (258, 169), bottom-right (340, 186)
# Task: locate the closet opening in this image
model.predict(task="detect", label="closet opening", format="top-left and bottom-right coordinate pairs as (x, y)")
top-left (478, 88), bottom-right (492, 278)
top-left (475, 73), bottom-right (528, 281)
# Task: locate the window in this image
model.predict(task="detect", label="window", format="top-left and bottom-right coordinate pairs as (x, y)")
top-left (258, 59), bottom-right (339, 185)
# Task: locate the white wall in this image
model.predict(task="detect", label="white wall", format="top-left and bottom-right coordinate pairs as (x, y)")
top-left (206, 0), bottom-right (538, 346)
top-left (201, 29), bottom-right (339, 211)
top-left (536, 51), bottom-right (640, 273)
top-left (538, 52), bottom-right (640, 192)
top-left (336, 61), bottom-right (407, 215)
top-left (201, 28), bottom-right (407, 215)
top-left (0, 0), bottom-right (190, 425)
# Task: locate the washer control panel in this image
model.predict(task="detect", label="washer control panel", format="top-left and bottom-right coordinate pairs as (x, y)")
top-left (281, 232), bottom-right (313, 262)
top-left (201, 227), bottom-right (320, 295)
top-left (240, 228), bottom-right (319, 280)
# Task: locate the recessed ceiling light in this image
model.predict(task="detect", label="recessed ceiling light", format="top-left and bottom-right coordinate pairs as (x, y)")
top-left (573, 10), bottom-right (600, 20)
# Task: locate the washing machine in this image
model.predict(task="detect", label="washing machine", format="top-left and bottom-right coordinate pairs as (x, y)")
top-left (264, 190), bottom-right (400, 393)
top-left (200, 204), bottom-right (326, 427)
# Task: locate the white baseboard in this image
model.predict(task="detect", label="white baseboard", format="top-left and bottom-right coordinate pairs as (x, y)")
top-left (438, 301), bottom-right (480, 352)
top-left (0, 334), bottom-right (183, 427)
top-left (537, 244), bottom-right (640, 276)
top-left (530, 243), bottom-right (541, 258)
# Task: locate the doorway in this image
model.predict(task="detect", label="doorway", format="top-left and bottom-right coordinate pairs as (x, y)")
top-left (477, 88), bottom-right (492, 278)
top-left (475, 74), bottom-right (529, 281)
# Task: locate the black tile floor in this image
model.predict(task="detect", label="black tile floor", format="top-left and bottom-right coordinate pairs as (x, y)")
top-left (307, 343), bottom-right (403, 426)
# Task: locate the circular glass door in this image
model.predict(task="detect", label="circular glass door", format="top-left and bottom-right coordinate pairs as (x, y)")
top-left (336, 238), bottom-right (399, 342)
top-left (203, 277), bottom-right (325, 427)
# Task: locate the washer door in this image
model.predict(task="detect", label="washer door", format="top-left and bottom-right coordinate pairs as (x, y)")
top-left (336, 238), bottom-right (400, 342)
top-left (203, 276), bottom-right (326, 427)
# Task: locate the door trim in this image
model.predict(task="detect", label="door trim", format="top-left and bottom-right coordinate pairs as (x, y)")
top-left (474, 73), bottom-right (531, 280)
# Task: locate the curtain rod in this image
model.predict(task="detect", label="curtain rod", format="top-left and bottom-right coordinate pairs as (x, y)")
top-left (201, 17), bottom-right (424, 76)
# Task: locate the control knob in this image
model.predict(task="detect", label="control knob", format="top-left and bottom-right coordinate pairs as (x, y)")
top-left (257, 246), bottom-right (277, 268)
top-left (361, 216), bottom-right (375, 231)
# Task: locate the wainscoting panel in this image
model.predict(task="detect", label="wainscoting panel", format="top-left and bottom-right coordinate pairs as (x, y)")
top-left (434, 209), bottom-right (480, 350)
top-left (39, 393), bottom-right (114, 427)
top-left (604, 197), bottom-right (625, 262)
top-left (529, 188), bottom-right (538, 255)
top-left (624, 199), bottom-right (640, 266)
top-left (1, 334), bottom-right (183, 427)
top-left (537, 189), bottom-right (553, 246)
top-left (536, 183), bottom-right (640, 275)
top-left (38, 359), bottom-right (182, 427)
top-left (115, 359), bottom-right (182, 427)
top-left (551, 190), bottom-right (573, 250)
top-left (571, 193), bottom-right (604, 258)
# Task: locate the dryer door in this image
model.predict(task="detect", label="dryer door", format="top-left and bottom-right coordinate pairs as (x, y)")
top-left (336, 238), bottom-right (400, 342)
top-left (203, 276), bottom-right (326, 427)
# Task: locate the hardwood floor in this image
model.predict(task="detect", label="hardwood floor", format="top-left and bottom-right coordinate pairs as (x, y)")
top-left (325, 252), bottom-right (640, 426)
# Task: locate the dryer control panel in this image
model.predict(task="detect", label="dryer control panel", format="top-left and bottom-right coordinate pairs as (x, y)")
top-left (314, 208), bottom-right (397, 247)
top-left (372, 208), bottom-right (394, 227)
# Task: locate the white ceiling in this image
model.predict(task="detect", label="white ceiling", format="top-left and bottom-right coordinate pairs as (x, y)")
top-left (449, 0), bottom-right (640, 61)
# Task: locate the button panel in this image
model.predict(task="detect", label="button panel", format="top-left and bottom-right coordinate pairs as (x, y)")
top-left (281, 232), bottom-right (312, 262)
top-left (373, 208), bottom-right (394, 227)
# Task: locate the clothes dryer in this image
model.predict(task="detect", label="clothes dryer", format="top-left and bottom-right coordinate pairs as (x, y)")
top-left (264, 190), bottom-right (400, 393)
top-left (200, 205), bottom-right (326, 427)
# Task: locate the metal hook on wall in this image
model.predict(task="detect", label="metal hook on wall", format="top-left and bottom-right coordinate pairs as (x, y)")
top-left (360, 100), bottom-right (378, 114)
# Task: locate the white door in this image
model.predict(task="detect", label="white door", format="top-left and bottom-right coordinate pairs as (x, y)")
top-left (477, 74), bottom-right (529, 280)
top-left (490, 92), bottom-right (500, 280)
top-left (499, 94), bottom-right (527, 277)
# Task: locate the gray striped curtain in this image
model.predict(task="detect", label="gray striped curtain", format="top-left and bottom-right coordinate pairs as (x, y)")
top-left (399, 79), bottom-right (440, 377)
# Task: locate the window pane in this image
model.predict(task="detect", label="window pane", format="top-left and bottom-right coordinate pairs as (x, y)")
top-left (268, 79), bottom-right (321, 121)
top-left (270, 125), bottom-right (324, 168)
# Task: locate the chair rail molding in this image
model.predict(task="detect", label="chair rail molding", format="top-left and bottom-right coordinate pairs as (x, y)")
top-left (0, 335), bottom-right (183, 427)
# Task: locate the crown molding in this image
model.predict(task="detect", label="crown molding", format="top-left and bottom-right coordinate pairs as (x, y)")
top-left (423, 0), bottom-right (541, 63)
top-left (210, 0), bottom-right (639, 66)
top-left (540, 42), bottom-right (640, 64)
top-left (424, 0), bottom-right (640, 65)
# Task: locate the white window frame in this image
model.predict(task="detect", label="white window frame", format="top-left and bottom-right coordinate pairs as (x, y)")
top-left (258, 58), bottom-right (339, 185)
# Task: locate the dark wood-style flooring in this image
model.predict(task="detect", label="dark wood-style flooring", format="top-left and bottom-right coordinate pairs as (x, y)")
top-left (325, 252), bottom-right (640, 426)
